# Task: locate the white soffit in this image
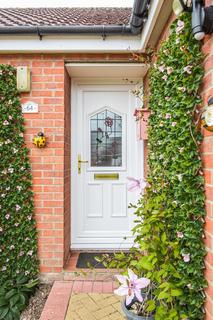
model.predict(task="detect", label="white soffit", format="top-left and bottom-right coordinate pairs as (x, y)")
top-left (66, 63), bottom-right (148, 78)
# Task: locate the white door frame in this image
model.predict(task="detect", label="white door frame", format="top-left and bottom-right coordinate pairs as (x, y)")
top-left (70, 78), bottom-right (144, 249)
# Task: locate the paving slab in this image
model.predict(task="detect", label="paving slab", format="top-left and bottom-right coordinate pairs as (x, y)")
top-left (65, 293), bottom-right (124, 320)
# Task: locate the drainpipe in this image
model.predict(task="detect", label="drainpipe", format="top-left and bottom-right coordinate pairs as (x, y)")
top-left (0, 0), bottom-right (150, 37)
top-left (130, 0), bottom-right (151, 34)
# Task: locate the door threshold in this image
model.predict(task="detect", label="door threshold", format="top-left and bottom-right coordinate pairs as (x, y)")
top-left (64, 250), bottom-right (128, 276)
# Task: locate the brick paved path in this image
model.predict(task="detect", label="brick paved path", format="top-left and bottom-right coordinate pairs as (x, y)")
top-left (65, 293), bottom-right (124, 320)
top-left (40, 279), bottom-right (125, 320)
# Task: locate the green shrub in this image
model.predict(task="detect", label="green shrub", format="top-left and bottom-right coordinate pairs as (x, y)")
top-left (0, 275), bottom-right (38, 320)
top-left (0, 64), bottom-right (39, 318)
top-left (107, 13), bottom-right (206, 320)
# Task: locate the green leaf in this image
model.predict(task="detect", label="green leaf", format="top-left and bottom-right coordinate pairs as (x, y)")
top-left (9, 294), bottom-right (20, 307)
top-left (138, 256), bottom-right (154, 271)
top-left (4, 311), bottom-right (14, 320)
top-left (158, 290), bottom-right (170, 300)
top-left (0, 298), bottom-right (8, 307)
top-left (171, 289), bottom-right (183, 297)
top-left (0, 307), bottom-right (9, 319)
top-left (5, 290), bottom-right (16, 300)
top-left (146, 299), bottom-right (156, 312)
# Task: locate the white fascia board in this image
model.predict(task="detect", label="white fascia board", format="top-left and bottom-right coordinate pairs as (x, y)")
top-left (0, 35), bottom-right (141, 53)
top-left (139, 0), bottom-right (165, 52)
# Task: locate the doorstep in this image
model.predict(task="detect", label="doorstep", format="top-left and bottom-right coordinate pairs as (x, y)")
top-left (63, 250), bottom-right (118, 281)
top-left (39, 250), bottom-right (118, 282)
top-left (39, 279), bottom-right (120, 320)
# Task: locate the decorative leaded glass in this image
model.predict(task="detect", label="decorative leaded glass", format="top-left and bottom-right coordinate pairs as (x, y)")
top-left (90, 109), bottom-right (122, 167)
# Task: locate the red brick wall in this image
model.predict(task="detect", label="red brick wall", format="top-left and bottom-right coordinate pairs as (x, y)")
top-left (0, 53), bottom-right (132, 276)
top-left (201, 33), bottom-right (213, 319)
top-left (64, 67), bottom-right (71, 265)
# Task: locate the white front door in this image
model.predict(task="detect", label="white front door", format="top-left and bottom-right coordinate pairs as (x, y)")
top-left (71, 82), bottom-right (143, 249)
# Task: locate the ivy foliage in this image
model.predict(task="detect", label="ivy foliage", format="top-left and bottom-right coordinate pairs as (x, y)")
top-left (108, 14), bottom-right (206, 320)
top-left (0, 65), bottom-right (38, 291)
top-left (135, 13), bottom-right (206, 319)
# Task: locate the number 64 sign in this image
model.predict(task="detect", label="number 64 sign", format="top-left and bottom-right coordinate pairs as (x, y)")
top-left (22, 101), bottom-right (38, 113)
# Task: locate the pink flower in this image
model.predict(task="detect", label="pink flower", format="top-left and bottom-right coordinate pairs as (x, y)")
top-left (182, 253), bottom-right (190, 262)
top-left (8, 115), bottom-right (12, 120)
top-left (176, 20), bottom-right (185, 33)
top-left (3, 120), bottom-right (9, 125)
top-left (165, 113), bottom-right (171, 119)
top-left (27, 250), bottom-right (33, 256)
top-left (177, 174), bottom-right (183, 181)
top-left (127, 177), bottom-right (146, 193)
top-left (16, 204), bottom-right (21, 211)
top-left (19, 251), bottom-right (24, 257)
top-left (114, 269), bottom-right (150, 306)
top-left (177, 231), bottom-right (184, 238)
top-left (162, 75), bottom-right (168, 81)
top-left (2, 266), bottom-right (6, 271)
top-left (187, 283), bottom-right (192, 289)
top-left (183, 65), bottom-right (192, 74)
top-left (5, 214), bottom-right (10, 220)
top-left (165, 96), bottom-right (171, 101)
top-left (172, 122), bottom-right (177, 127)
top-left (0, 227), bottom-right (3, 232)
top-left (27, 215), bottom-right (32, 221)
top-left (166, 67), bottom-right (173, 75)
top-left (177, 87), bottom-right (186, 92)
top-left (158, 65), bottom-right (165, 72)
top-left (10, 245), bottom-right (15, 250)
top-left (8, 167), bottom-right (14, 173)
top-left (14, 223), bottom-right (19, 227)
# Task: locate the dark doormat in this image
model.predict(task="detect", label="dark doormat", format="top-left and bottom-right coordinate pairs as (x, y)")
top-left (76, 252), bottom-right (115, 269)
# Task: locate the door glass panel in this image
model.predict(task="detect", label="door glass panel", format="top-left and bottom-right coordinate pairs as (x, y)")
top-left (90, 109), bottom-right (122, 167)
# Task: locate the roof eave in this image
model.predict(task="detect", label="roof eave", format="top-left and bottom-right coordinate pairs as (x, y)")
top-left (0, 1), bottom-right (151, 36)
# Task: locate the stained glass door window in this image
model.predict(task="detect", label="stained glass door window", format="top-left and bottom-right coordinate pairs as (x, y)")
top-left (90, 109), bottom-right (122, 167)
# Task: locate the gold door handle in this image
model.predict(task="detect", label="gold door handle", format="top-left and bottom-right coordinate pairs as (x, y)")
top-left (78, 154), bottom-right (88, 174)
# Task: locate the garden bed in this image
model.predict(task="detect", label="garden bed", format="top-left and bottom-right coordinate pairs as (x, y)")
top-left (20, 284), bottom-right (52, 320)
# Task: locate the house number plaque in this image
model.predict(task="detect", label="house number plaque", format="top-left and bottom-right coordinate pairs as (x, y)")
top-left (22, 101), bottom-right (38, 113)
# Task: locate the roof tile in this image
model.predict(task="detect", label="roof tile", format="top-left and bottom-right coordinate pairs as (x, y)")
top-left (0, 8), bottom-right (132, 27)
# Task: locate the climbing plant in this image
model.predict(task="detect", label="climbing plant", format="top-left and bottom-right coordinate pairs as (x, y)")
top-left (135, 13), bottom-right (206, 319)
top-left (107, 13), bottom-right (206, 320)
top-left (0, 64), bottom-right (38, 318)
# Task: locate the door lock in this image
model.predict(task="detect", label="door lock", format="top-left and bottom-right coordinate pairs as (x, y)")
top-left (78, 154), bottom-right (88, 174)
